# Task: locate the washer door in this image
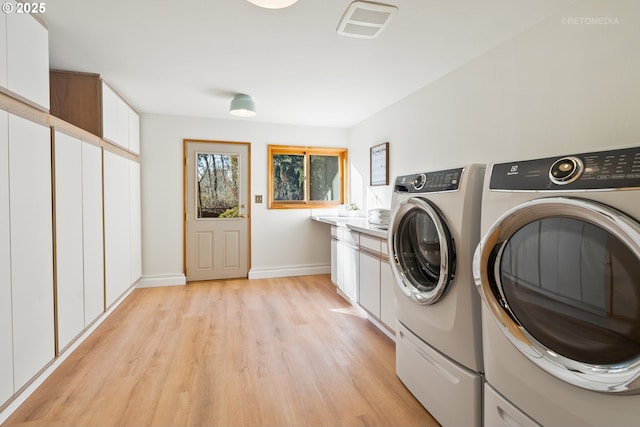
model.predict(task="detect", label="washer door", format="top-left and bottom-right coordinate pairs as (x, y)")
top-left (389, 197), bottom-right (456, 304)
top-left (474, 196), bottom-right (640, 393)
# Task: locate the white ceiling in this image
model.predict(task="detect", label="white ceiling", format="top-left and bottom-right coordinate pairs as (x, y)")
top-left (43, 0), bottom-right (577, 128)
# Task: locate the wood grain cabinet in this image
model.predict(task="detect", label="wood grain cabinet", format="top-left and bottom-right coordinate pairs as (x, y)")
top-left (49, 71), bottom-right (140, 154)
top-left (1, 2), bottom-right (50, 110)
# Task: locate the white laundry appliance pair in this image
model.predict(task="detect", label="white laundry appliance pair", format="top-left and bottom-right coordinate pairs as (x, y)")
top-left (474, 146), bottom-right (640, 426)
top-left (388, 165), bottom-right (485, 427)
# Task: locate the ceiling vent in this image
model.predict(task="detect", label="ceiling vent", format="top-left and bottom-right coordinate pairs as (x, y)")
top-left (337, 1), bottom-right (398, 39)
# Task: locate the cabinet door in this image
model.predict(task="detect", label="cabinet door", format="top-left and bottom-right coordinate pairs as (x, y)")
top-left (6, 5), bottom-right (50, 110)
top-left (330, 237), bottom-right (337, 286)
top-left (128, 108), bottom-right (140, 154)
top-left (380, 260), bottom-right (396, 332)
top-left (103, 150), bottom-right (131, 307)
top-left (0, 111), bottom-right (13, 404)
top-left (359, 251), bottom-right (381, 317)
top-left (82, 142), bottom-right (104, 325)
top-left (9, 114), bottom-right (54, 390)
top-left (116, 98), bottom-right (129, 149)
top-left (0, 12), bottom-right (7, 89)
top-left (129, 160), bottom-right (142, 284)
top-left (342, 244), bottom-right (359, 302)
top-left (101, 82), bottom-right (119, 145)
top-left (54, 131), bottom-right (85, 351)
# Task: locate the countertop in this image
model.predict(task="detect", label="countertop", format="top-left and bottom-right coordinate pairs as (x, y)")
top-left (311, 216), bottom-right (389, 239)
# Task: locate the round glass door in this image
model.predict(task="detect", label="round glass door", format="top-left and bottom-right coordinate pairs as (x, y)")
top-left (474, 197), bottom-right (640, 393)
top-left (390, 197), bottom-right (456, 304)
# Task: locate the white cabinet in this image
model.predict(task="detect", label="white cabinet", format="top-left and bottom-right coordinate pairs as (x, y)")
top-left (0, 110), bottom-right (13, 405)
top-left (359, 235), bottom-right (383, 318)
top-left (104, 150), bottom-right (131, 307)
top-left (380, 260), bottom-right (396, 332)
top-left (0, 10), bottom-right (7, 89)
top-left (54, 131), bottom-right (85, 351)
top-left (101, 82), bottom-right (118, 144)
top-left (4, 3), bottom-right (50, 110)
top-left (9, 114), bottom-right (54, 390)
top-left (82, 142), bottom-right (104, 326)
top-left (335, 227), bottom-right (359, 302)
top-left (330, 227), bottom-right (338, 285)
top-left (101, 81), bottom-right (140, 153)
top-left (129, 161), bottom-right (142, 284)
top-left (128, 108), bottom-right (140, 154)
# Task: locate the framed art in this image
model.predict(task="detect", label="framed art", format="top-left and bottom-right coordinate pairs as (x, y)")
top-left (370, 142), bottom-right (389, 186)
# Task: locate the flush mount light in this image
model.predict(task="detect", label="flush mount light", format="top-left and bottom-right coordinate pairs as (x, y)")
top-left (246, 0), bottom-right (299, 9)
top-left (230, 94), bottom-right (256, 117)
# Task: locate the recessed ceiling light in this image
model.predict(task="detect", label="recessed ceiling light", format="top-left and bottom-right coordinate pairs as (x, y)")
top-left (246, 0), bottom-right (299, 9)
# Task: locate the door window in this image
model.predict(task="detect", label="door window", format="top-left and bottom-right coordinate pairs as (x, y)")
top-left (196, 153), bottom-right (239, 219)
top-left (500, 217), bottom-right (640, 365)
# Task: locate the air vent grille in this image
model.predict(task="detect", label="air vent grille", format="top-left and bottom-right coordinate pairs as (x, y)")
top-left (337, 1), bottom-right (398, 39)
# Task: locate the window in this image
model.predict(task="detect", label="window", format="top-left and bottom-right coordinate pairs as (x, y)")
top-left (268, 145), bottom-right (348, 209)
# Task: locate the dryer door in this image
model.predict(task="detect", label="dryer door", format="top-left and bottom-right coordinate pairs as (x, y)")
top-left (389, 197), bottom-right (456, 304)
top-left (474, 196), bottom-right (640, 393)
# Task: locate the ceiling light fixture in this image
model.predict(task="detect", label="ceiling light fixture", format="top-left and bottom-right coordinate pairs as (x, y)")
top-left (246, 0), bottom-right (299, 9)
top-left (230, 94), bottom-right (256, 117)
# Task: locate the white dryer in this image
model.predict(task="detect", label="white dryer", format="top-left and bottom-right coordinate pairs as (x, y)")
top-left (389, 165), bottom-right (485, 427)
top-left (474, 146), bottom-right (640, 427)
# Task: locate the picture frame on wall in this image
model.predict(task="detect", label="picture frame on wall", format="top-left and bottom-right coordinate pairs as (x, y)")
top-left (370, 142), bottom-right (389, 186)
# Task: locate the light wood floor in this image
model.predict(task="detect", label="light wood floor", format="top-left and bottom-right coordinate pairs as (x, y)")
top-left (3, 275), bottom-right (438, 427)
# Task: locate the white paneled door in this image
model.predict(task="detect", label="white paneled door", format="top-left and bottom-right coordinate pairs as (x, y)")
top-left (185, 141), bottom-right (249, 282)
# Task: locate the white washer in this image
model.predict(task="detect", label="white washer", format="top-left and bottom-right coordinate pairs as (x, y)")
top-left (474, 146), bottom-right (640, 427)
top-left (389, 165), bottom-right (485, 427)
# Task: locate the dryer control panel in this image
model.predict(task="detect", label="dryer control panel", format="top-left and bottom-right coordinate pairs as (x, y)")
top-left (394, 168), bottom-right (463, 193)
top-left (490, 146), bottom-right (640, 190)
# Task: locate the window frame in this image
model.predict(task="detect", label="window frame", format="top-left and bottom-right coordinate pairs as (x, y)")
top-left (268, 145), bottom-right (348, 209)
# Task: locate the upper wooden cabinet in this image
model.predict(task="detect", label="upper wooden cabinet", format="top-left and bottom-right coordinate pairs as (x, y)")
top-left (0, 2), bottom-right (50, 111)
top-left (49, 71), bottom-right (140, 154)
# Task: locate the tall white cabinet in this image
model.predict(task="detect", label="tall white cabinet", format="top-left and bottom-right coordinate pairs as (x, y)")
top-left (104, 150), bottom-right (134, 307)
top-left (82, 142), bottom-right (105, 326)
top-left (54, 131), bottom-right (85, 351)
top-left (8, 114), bottom-right (54, 390)
top-left (0, 111), bottom-right (13, 405)
top-left (54, 131), bottom-right (106, 352)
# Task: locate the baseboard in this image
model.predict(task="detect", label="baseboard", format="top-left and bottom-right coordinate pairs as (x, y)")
top-left (136, 274), bottom-right (186, 288)
top-left (248, 264), bottom-right (330, 280)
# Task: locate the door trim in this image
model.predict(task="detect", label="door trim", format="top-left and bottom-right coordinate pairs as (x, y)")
top-left (182, 139), bottom-right (251, 280)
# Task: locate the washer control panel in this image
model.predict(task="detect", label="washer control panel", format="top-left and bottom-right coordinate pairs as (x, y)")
top-left (394, 168), bottom-right (463, 193)
top-left (490, 146), bottom-right (640, 190)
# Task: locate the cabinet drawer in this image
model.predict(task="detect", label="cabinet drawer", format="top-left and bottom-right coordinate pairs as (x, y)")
top-left (360, 234), bottom-right (382, 253)
top-left (337, 227), bottom-right (359, 246)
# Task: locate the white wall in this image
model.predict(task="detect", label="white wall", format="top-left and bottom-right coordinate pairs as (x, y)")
top-left (140, 114), bottom-right (348, 285)
top-left (141, 0), bottom-right (638, 285)
top-left (350, 0), bottom-right (640, 211)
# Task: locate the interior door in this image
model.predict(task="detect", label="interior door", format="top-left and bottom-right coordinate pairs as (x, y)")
top-left (185, 140), bottom-right (250, 282)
